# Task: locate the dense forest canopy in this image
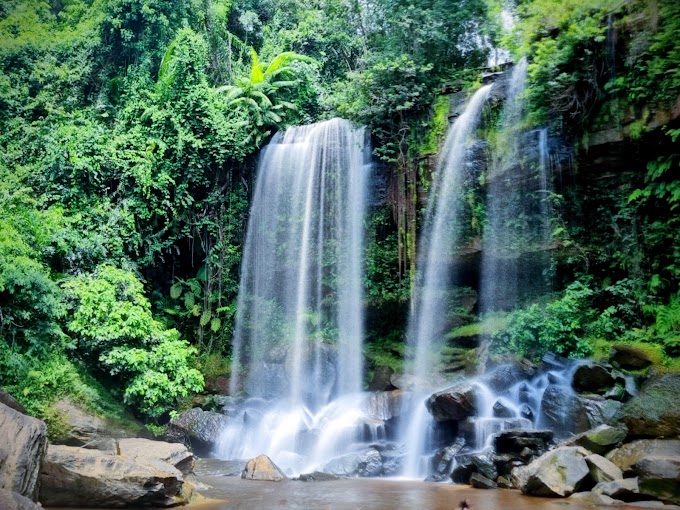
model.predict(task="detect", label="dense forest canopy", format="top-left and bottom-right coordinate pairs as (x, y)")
top-left (0, 0), bottom-right (678, 432)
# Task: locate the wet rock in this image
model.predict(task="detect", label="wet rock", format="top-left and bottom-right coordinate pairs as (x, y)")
top-left (481, 364), bottom-right (529, 393)
top-left (431, 438), bottom-right (465, 476)
top-left (513, 446), bottom-right (591, 497)
top-left (586, 454), bottom-right (623, 483)
top-left (593, 477), bottom-right (641, 501)
top-left (0, 403), bottom-right (47, 501)
top-left (369, 366), bottom-right (395, 391)
top-left (40, 445), bottom-right (189, 507)
top-left (568, 491), bottom-right (619, 505)
top-left (51, 398), bottom-right (135, 448)
top-left (165, 407), bottom-right (229, 454)
top-left (636, 456), bottom-right (680, 504)
top-left (367, 390), bottom-right (403, 421)
top-left (322, 449), bottom-right (383, 478)
top-left (492, 400), bottom-right (514, 418)
top-left (451, 462), bottom-right (475, 484)
top-left (497, 476), bottom-right (513, 489)
top-left (615, 373), bottom-right (680, 437)
top-left (572, 362), bottom-right (615, 394)
top-left (519, 404), bottom-right (534, 421)
top-left (118, 438), bottom-right (195, 476)
top-left (471, 452), bottom-right (497, 481)
top-left (241, 454), bottom-right (286, 482)
top-left (425, 382), bottom-right (476, 422)
top-left (563, 424), bottom-right (627, 455)
top-left (494, 429), bottom-right (553, 455)
top-left (0, 389), bottom-right (26, 415)
top-left (470, 472), bottom-right (497, 489)
top-left (379, 449), bottom-right (403, 477)
top-left (581, 397), bottom-right (623, 429)
top-left (298, 471), bottom-right (341, 482)
top-left (610, 344), bottom-right (654, 370)
top-left (0, 489), bottom-right (41, 510)
top-left (539, 386), bottom-right (588, 436)
top-left (607, 439), bottom-right (680, 474)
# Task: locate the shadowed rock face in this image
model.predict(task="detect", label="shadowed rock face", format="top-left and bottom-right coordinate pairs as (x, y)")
top-left (0, 403), bottom-right (47, 501)
top-left (512, 446), bottom-right (591, 497)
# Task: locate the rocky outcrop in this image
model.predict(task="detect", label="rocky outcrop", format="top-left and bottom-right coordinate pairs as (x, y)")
top-left (322, 449), bottom-right (383, 478)
top-left (615, 373), bottom-right (680, 437)
top-left (609, 345), bottom-right (653, 370)
top-left (0, 403), bottom-right (48, 501)
top-left (241, 455), bottom-right (286, 482)
top-left (0, 389), bottom-right (27, 415)
top-left (425, 382), bottom-right (476, 422)
top-left (0, 489), bottom-right (42, 510)
top-left (512, 446), bottom-right (590, 497)
top-left (606, 439), bottom-right (680, 474)
top-left (636, 456), bottom-right (680, 505)
top-left (118, 438), bottom-right (195, 476)
top-left (166, 407), bottom-right (229, 454)
top-left (562, 424), bottom-right (627, 454)
top-left (40, 445), bottom-right (191, 507)
top-left (50, 399), bottom-right (135, 449)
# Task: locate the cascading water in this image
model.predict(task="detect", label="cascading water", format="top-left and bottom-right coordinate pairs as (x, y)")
top-left (398, 85), bottom-right (493, 478)
top-left (218, 118), bottom-right (373, 474)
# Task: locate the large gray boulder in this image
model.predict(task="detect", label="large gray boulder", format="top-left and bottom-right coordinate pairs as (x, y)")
top-left (606, 439), bottom-right (680, 474)
top-left (635, 456), bottom-right (680, 504)
top-left (241, 455), bottom-right (286, 482)
top-left (562, 424), bottom-right (627, 454)
top-left (0, 403), bottom-right (48, 501)
top-left (40, 445), bottom-right (191, 507)
top-left (0, 489), bottom-right (42, 510)
top-left (118, 438), bottom-right (195, 475)
top-left (512, 446), bottom-right (590, 497)
top-left (585, 454), bottom-right (623, 483)
top-left (322, 448), bottom-right (383, 477)
top-left (425, 382), bottom-right (477, 422)
top-left (615, 373), bottom-right (680, 437)
top-left (593, 477), bottom-right (641, 501)
top-left (166, 407), bottom-right (229, 453)
top-left (50, 399), bottom-right (134, 449)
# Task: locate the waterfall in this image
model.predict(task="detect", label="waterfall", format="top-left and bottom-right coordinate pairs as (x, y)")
top-left (479, 58), bottom-right (553, 321)
top-left (399, 85), bottom-right (493, 478)
top-left (220, 118), bottom-right (372, 473)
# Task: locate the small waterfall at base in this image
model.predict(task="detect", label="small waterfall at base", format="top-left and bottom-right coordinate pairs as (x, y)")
top-left (218, 118), bottom-right (374, 475)
top-left (398, 84), bottom-right (493, 478)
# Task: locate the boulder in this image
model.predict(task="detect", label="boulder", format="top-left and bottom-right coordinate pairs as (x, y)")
top-left (298, 471), bottom-right (341, 482)
top-left (322, 449), bottom-right (383, 478)
top-left (562, 424), bottom-right (627, 455)
top-left (610, 345), bottom-right (654, 370)
top-left (118, 438), bottom-right (195, 475)
top-left (241, 455), bottom-right (286, 482)
top-left (572, 362), bottom-right (615, 394)
top-left (0, 389), bottom-right (26, 415)
top-left (471, 452), bottom-right (497, 481)
top-left (568, 491), bottom-right (619, 505)
top-left (581, 397), bottom-right (623, 429)
top-left (451, 462), bottom-right (475, 484)
top-left (585, 454), bottom-right (623, 483)
top-left (431, 438), bottom-right (465, 476)
top-left (492, 400), bottom-right (514, 418)
top-left (494, 429), bottom-right (553, 455)
top-left (615, 373), bottom-right (680, 437)
top-left (425, 382), bottom-right (477, 422)
top-left (368, 366), bottom-right (395, 391)
top-left (166, 407), bottom-right (229, 454)
top-left (480, 364), bottom-right (530, 393)
top-left (635, 456), bottom-right (680, 504)
top-left (470, 472), bottom-right (497, 489)
top-left (513, 446), bottom-right (590, 497)
top-left (539, 386), bottom-right (588, 436)
top-left (593, 477), bottom-right (641, 501)
top-left (51, 399), bottom-right (132, 448)
top-left (0, 489), bottom-right (42, 510)
top-left (606, 439), bottom-right (680, 474)
top-left (367, 390), bottom-right (404, 421)
top-left (0, 403), bottom-right (47, 501)
top-left (40, 445), bottom-right (189, 507)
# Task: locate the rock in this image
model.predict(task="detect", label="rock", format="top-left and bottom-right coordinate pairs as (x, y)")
top-left (204, 376), bottom-right (230, 395)
top-left (431, 438), bottom-right (465, 476)
top-left (470, 472), bottom-right (497, 489)
top-left (480, 364), bottom-right (529, 393)
top-left (572, 362), bottom-right (615, 394)
top-left (539, 385), bottom-right (588, 436)
top-left (492, 400), bottom-right (514, 418)
top-left (514, 446), bottom-right (591, 497)
top-left (635, 456), bottom-right (680, 504)
top-left (322, 449), bottom-right (383, 478)
top-left (241, 455), bottom-right (286, 482)
top-left (563, 424), bottom-right (627, 455)
top-left (610, 345), bottom-right (653, 370)
top-left (298, 471), bottom-right (341, 481)
top-left (568, 491), bottom-right (619, 505)
top-left (369, 366), bottom-right (395, 391)
top-left (118, 438), bottom-right (195, 475)
top-left (51, 399), bottom-right (131, 448)
top-left (0, 389), bottom-right (26, 415)
top-left (586, 454), bottom-right (623, 483)
top-left (519, 404), bottom-right (534, 421)
top-left (451, 463), bottom-right (475, 484)
top-left (380, 449), bottom-right (403, 477)
top-left (494, 429), bottom-right (553, 455)
top-left (581, 397), bottom-right (623, 429)
top-left (0, 403), bottom-right (47, 501)
top-left (0, 489), bottom-right (42, 510)
top-left (425, 382), bottom-right (476, 422)
top-left (367, 390), bottom-right (403, 421)
top-left (166, 407), bottom-right (229, 454)
top-left (606, 439), bottom-right (680, 474)
top-left (593, 478), bottom-right (640, 501)
top-left (471, 452), bottom-right (497, 481)
top-left (40, 444), bottom-right (188, 507)
top-left (497, 476), bottom-right (512, 489)
top-left (615, 373), bottom-right (680, 437)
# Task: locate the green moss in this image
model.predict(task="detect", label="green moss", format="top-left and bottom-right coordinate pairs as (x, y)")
top-left (418, 94), bottom-right (450, 157)
top-left (447, 314), bottom-right (508, 339)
